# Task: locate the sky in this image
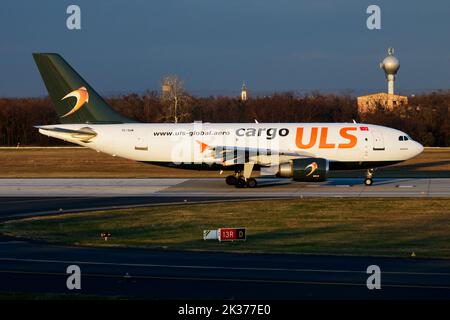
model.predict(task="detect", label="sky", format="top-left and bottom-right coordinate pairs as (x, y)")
top-left (1, 0), bottom-right (450, 97)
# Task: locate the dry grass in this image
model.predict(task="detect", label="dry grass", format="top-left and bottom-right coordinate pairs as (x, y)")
top-left (0, 147), bottom-right (224, 178)
top-left (0, 147), bottom-right (448, 178)
top-left (2, 198), bottom-right (450, 258)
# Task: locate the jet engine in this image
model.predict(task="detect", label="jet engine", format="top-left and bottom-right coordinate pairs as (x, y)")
top-left (277, 158), bottom-right (329, 182)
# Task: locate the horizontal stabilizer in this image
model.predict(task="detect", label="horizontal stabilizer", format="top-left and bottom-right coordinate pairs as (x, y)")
top-left (36, 126), bottom-right (97, 142)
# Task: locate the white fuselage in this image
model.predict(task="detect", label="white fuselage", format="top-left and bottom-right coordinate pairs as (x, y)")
top-left (39, 122), bottom-right (424, 170)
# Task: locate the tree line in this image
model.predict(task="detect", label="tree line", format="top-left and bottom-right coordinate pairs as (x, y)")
top-left (0, 91), bottom-right (448, 147)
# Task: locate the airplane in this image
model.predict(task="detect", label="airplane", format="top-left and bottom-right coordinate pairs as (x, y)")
top-left (32, 53), bottom-right (424, 188)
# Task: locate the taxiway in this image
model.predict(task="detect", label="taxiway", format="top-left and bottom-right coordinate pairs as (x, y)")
top-left (0, 178), bottom-right (448, 220)
top-left (0, 237), bottom-right (449, 299)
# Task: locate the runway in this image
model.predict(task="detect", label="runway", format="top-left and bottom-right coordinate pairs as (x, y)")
top-left (1, 178), bottom-right (448, 198)
top-left (0, 236), bottom-right (449, 299)
top-left (0, 178), bottom-right (448, 220)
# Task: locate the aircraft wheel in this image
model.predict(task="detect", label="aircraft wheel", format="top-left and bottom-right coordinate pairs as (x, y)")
top-left (364, 178), bottom-right (373, 186)
top-left (246, 178), bottom-right (257, 188)
top-left (235, 178), bottom-right (247, 188)
top-left (225, 175), bottom-right (237, 186)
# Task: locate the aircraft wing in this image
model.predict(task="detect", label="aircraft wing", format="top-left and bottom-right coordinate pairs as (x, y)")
top-left (197, 141), bottom-right (312, 166)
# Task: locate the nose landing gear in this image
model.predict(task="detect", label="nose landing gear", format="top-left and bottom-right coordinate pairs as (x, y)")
top-left (364, 168), bottom-right (374, 186)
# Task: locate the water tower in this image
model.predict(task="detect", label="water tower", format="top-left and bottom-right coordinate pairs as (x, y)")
top-left (380, 48), bottom-right (400, 95)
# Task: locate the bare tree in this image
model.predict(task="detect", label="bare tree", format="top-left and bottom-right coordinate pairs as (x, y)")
top-left (0, 91), bottom-right (449, 147)
top-left (161, 75), bottom-right (190, 123)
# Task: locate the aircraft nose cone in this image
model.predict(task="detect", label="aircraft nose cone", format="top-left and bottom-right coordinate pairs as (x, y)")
top-left (415, 142), bottom-right (424, 155)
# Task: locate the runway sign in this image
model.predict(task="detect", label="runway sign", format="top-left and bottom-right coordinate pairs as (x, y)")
top-left (203, 229), bottom-right (218, 240)
top-left (219, 228), bottom-right (246, 241)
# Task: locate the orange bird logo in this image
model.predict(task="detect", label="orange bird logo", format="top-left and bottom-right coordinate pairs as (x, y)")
top-left (61, 86), bottom-right (89, 117)
top-left (305, 162), bottom-right (318, 176)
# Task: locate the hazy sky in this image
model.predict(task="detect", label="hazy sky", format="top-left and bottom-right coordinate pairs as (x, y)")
top-left (1, 0), bottom-right (450, 97)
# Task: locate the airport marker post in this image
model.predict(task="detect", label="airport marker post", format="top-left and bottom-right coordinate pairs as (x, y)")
top-left (100, 232), bottom-right (112, 241)
top-left (218, 228), bottom-right (246, 242)
top-left (203, 228), bottom-right (246, 241)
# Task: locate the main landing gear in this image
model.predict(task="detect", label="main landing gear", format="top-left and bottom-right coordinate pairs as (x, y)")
top-left (364, 168), bottom-right (374, 186)
top-left (225, 173), bottom-right (258, 188)
top-left (225, 162), bottom-right (257, 188)
top-left (225, 175), bottom-right (237, 186)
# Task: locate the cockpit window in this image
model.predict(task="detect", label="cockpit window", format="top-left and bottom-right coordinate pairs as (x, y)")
top-left (399, 136), bottom-right (404, 141)
top-left (399, 135), bottom-right (409, 141)
top-left (404, 136), bottom-right (409, 141)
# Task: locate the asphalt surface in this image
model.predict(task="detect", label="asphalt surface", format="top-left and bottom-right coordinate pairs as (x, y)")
top-left (1, 178), bottom-right (448, 198)
top-left (0, 237), bottom-right (449, 299)
top-left (0, 196), bottom-right (264, 221)
top-left (0, 178), bottom-right (448, 220)
top-left (0, 177), bottom-right (449, 299)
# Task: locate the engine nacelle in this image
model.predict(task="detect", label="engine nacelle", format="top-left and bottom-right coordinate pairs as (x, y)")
top-left (277, 158), bottom-right (329, 182)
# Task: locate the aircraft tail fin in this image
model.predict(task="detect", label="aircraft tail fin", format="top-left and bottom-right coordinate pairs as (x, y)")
top-left (32, 53), bottom-right (135, 124)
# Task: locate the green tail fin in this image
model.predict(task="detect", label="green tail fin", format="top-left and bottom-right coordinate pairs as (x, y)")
top-left (33, 53), bottom-right (135, 124)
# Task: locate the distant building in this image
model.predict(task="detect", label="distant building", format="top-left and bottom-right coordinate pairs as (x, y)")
top-left (357, 93), bottom-right (408, 113)
top-left (358, 48), bottom-right (408, 114)
top-left (162, 82), bottom-right (172, 101)
top-left (241, 82), bottom-right (248, 101)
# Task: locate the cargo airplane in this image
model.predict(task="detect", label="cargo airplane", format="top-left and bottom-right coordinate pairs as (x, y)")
top-left (33, 53), bottom-right (424, 188)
